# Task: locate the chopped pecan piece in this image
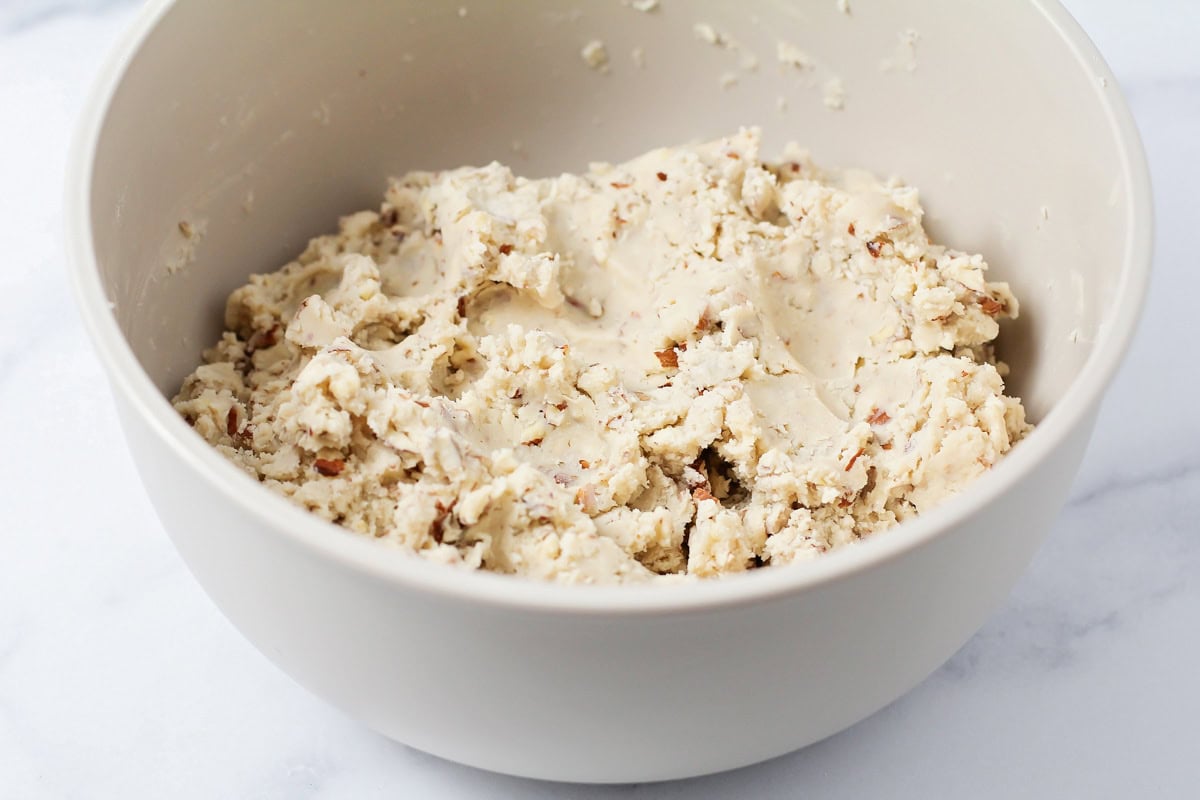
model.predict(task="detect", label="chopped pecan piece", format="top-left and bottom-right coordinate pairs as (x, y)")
top-left (978, 294), bottom-right (1005, 316)
top-left (575, 485), bottom-right (598, 514)
top-left (429, 501), bottom-right (453, 543)
top-left (247, 324), bottom-right (279, 353)
top-left (314, 458), bottom-right (345, 477)
top-left (866, 407), bottom-right (890, 425)
top-left (655, 348), bottom-right (679, 369)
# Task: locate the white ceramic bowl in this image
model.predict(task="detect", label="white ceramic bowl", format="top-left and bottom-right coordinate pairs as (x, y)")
top-left (66, 0), bottom-right (1151, 783)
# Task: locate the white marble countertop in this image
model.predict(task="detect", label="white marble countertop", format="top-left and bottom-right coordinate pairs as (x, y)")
top-left (2, 1), bottom-right (1197, 797)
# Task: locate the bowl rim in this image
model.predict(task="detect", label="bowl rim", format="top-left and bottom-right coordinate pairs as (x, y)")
top-left (65, 0), bottom-right (1153, 614)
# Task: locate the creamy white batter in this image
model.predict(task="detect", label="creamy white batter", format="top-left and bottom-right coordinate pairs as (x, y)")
top-left (174, 129), bottom-right (1030, 583)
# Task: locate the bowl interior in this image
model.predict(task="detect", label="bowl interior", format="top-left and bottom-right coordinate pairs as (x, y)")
top-left (90, 0), bottom-right (1133, 426)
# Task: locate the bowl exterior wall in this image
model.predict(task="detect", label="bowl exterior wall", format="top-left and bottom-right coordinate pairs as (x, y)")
top-left (115, 393), bottom-right (1096, 781)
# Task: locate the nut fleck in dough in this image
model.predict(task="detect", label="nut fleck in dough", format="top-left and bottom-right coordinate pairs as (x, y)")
top-left (174, 129), bottom-right (1030, 583)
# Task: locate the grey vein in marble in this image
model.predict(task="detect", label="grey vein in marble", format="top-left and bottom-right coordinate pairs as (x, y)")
top-left (0, 0), bottom-right (139, 34)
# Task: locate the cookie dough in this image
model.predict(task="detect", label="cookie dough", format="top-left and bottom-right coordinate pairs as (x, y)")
top-left (174, 128), bottom-right (1030, 583)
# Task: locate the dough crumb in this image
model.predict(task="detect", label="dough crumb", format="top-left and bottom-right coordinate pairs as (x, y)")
top-left (837, 0), bottom-right (851, 14)
top-left (880, 28), bottom-right (920, 73)
top-left (624, 0), bottom-right (660, 11)
top-left (777, 41), bottom-right (812, 70)
top-left (312, 100), bottom-right (331, 126)
top-left (581, 40), bottom-right (610, 71)
top-left (167, 219), bottom-right (205, 275)
top-left (631, 46), bottom-right (647, 69)
top-left (822, 77), bottom-right (846, 109)
top-left (693, 22), bottom-right (727, 47)
top-left (175, 129), bottom-right (1030, 584)
top-left (692, 21), bottom-right (758, 76)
